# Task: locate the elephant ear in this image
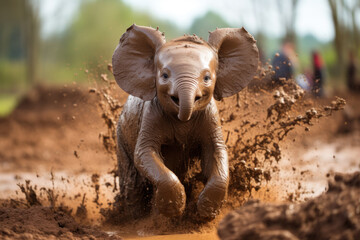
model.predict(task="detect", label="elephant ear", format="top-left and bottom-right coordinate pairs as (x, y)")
top-left (112, 24), bottom-right (166, 100)
top-left (208, 28), bottom-right (259, 100)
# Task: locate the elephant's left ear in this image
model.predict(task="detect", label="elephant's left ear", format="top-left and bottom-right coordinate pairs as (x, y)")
top-left (208, 28), bottom-right (259, 100)
top-left (112, 24), bottom-right (166, 101)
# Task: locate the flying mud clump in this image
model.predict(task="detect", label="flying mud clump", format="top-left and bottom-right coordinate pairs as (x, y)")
top-left (225, 76), bottom-right (345, 202)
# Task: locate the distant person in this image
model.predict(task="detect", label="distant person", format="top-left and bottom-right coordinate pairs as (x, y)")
top-left (272, 39), bottom-right (295, 85)
top-left (347, 51), bottom-right (360, 92)
top-left (311, 51), bottom-right (325, 97)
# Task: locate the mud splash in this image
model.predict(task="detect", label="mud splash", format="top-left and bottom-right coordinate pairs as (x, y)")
top-left (226, 81), bottom-right (345, 202)
top-left (89, 64), bottom-right (346, 232)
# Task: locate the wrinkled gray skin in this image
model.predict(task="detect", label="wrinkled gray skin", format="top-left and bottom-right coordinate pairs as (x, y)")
top-left (113, 24), bottom-right (258, 219)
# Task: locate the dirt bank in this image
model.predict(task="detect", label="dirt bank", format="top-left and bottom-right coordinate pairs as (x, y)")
top-left (218, 171), bottom-right (360, 240)
top-left (0, 204), bottom-right (122, 240)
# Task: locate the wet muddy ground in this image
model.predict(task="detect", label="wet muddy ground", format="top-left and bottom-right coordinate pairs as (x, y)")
top-left (0, 77), bottom-right (359, 239)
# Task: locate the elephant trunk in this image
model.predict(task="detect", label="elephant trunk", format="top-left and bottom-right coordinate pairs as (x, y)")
top-left (177, 82), bottom-right (197, 122)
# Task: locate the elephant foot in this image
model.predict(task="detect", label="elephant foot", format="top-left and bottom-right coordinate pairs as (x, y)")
top-left (197, 178), bottom-right (227, 219)
top-left (154, 180), bottom-right (186, 217)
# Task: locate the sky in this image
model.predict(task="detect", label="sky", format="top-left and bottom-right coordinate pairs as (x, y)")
top-left (39, 0), bottom-right (335, 42)
top-left (39, 0), bottom-right (80, 37)
top-left (122, 0), bottom-right (335, 41)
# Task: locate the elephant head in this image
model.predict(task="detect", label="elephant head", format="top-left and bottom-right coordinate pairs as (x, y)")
top-left (112, 24), bottom-right (258, 121)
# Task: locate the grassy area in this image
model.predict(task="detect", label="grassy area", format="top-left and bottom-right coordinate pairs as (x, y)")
top-left (0, 60), bottom-right (27, 89)
top-left (0, 94), bottom-right (18, 117)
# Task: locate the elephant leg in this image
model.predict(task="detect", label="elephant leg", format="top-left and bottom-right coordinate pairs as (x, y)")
top-left (117, 135), bottom-right (153, 219)
top-left (197, 137), bottom-right (228, 219)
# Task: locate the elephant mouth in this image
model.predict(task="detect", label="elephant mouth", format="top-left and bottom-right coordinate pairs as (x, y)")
top-left (169, 93), bottom-right (200, 122)
top-left (170, 96), bottom-right (179, 106)
top-left (170, 95), bottom-right (201, 106)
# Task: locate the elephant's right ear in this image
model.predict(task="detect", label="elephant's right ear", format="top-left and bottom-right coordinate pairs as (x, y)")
top-left (208, 28), bottom-right (258, 100)
top-left (112, 24), bottom-right (166, 100)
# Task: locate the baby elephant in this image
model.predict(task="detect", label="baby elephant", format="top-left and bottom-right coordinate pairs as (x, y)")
top-left (112, 24), bottom-right (258, 219)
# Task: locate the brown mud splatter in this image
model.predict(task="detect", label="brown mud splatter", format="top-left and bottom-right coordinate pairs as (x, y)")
top-left (226, 81), bottom-right (345, 202)
top-left (89, 63), bottom-right (346, 233)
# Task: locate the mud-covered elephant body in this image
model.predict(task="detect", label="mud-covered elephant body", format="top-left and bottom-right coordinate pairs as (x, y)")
top-left (113, 25), bottom-right (258, 219)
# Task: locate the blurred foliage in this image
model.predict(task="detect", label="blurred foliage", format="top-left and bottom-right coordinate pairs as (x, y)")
top-left (0, 0), bottom-right (39, 93)
top-left (0, 1), bottom-right (26, 60)
top-left (0, 0), bottom-right (359, 113)
top-left (327, 0), bottom-right (360, 78)
top-left (189, 11), bottom-right (231, 40)
top-left (40, 0), bottom-right (183, 83)
top-left (0, 60), bottom-right (26, 91)
top-left (0, 94), bottom-right (18, 117)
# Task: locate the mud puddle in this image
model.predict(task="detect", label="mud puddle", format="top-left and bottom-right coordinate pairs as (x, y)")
top-left (124, 232), bottom-right (219, 240)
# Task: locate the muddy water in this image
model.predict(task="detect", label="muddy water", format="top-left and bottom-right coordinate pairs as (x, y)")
top-left (124, 232), bottom-right (219, 240)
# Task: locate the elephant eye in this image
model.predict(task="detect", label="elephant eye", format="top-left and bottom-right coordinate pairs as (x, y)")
top-left (162, 73), bottom-right (169, 79)
top-left (204, 75), bottom-right (211, 82)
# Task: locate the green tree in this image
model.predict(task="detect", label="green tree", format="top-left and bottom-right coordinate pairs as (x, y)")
top-left (328, 0), bottom-right (360, 79)
top-left (0, 0), bottom-right (39, 88)
top-left (42, 0), bottom-right (181, 82)
top-left (189, 11), bottom-right (231, 40)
